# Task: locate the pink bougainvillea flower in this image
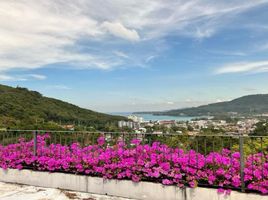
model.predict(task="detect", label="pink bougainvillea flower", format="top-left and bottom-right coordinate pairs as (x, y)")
top-left (0, 134), bottom-right (268, 195)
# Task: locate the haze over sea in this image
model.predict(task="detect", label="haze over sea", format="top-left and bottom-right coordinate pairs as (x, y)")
top-left (111, 112), bottom-right (196, 122)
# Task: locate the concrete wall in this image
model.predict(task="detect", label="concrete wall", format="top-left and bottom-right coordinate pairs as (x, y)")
top-left (0, 169), bottom-right (267, 200)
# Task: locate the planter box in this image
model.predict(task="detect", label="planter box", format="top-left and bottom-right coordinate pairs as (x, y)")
top-left (0, 169), bottom-right (266, 200)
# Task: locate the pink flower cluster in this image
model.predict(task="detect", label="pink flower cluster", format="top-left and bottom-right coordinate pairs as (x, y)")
top-left (0, 134), bottom-right (267, 194)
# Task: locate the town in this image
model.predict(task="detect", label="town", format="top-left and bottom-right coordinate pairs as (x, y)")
top-left (118, 114), bottom-right (267, 136)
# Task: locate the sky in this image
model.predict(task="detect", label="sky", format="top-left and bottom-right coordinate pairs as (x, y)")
top-left (1, 0), bottom-right (268, 112)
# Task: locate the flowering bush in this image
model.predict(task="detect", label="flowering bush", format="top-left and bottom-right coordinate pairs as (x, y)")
top-left (0, 134), bottom-right (267, 194)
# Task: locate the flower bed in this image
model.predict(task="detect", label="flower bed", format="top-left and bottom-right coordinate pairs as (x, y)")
top-left (0, 134), bottom-right (267, 194)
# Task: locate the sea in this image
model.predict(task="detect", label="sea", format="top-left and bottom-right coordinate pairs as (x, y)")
top-left (110, 112), bottom-right (198, 122)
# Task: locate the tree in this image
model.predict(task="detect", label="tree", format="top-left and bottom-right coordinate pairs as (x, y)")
top-left (252, 121), bottom-right (268, 136)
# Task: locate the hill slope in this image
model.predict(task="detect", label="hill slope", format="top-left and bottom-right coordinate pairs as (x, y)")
top-left (0, 84), bottom-right (125, 129)
top-left (140, 94), bottom-right (268, 116)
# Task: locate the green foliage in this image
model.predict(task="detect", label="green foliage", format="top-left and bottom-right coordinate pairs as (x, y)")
top-left (187, 125), bottom-right (194, 131)
top-left (252, 121), bottom-right (268, 136)
top-left (142, 133), bottom-right (237, 155)
top-left (200, 127), bottom-right (225, 135)
top-left (232, 137), bottom-right (268, 156)
top-left (0, 84), bottom-right (126, 130)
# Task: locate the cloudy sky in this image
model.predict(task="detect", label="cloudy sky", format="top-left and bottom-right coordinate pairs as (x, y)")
top-left (1, 0), bottom-right (268, 112)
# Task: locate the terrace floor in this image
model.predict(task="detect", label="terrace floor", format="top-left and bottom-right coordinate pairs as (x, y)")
top-left (0, 182), bottom-right (136, 200)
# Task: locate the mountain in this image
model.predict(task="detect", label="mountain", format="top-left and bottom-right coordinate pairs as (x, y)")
top-left (136, 94), bottom-right (268, 117)
top-left (0, 84), bottom-right (125, 130)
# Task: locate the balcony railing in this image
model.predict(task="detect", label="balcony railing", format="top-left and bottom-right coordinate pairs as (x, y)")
top-left (0, 130), bottom-right (268, 194)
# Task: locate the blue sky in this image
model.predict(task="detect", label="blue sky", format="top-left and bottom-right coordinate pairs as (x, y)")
top-left (1, 1), bottom-right (268, 112)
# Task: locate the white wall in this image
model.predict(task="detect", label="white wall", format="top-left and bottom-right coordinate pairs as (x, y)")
top-left (0, 169), bottom-right (267, 200)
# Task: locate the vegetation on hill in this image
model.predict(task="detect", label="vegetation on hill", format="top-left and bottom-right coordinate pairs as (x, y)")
top-left (0, 84), bottom-right (126, 130)
top-left (137, 94), bottom-right (268, 117)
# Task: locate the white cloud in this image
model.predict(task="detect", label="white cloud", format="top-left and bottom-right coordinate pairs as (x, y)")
top-left (0, 74), bottom-right (27, 81)
top-left (206, 49), bottom-right (247, 56)
top-left (215, 60), bottom-right (268, 74)
top-left (0, 73), bottom-right (47, 81)
top-left (166, 101), bottom-right (174, 105)
top-left (243, 87), bottom-right (258, 92)
top-left (113, 51), bottom-right (129, 58)
top-left (101, 22), bottom-right (140, 41)
top-left (259, 43), bottom-right (268, 51)
top-left (49, 85), bottom-right (71, 90)
top-left (0, 0), bottom-right (267, 73)
top-left (0, 74), bottom-right (15, 81)
top-left (28, 74), bottom-right (47, 80)
top-left (185, 98), bottom-right (193, 102)
top-left (195, 28), bottom-right (215, 40)
top-left (145, 55), bottom-right (157, 63)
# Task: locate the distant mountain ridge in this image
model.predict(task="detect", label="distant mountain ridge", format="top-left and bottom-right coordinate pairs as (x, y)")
top-left (135, 94), bottom-right (268, 116)
top-left (0, 84), bottom-right (125, 129)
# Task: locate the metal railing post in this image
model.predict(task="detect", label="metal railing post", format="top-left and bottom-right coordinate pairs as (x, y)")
top-left (33, 130), bottom-right (38, 156)
top-left (239, 135), bottom-right (245, 192)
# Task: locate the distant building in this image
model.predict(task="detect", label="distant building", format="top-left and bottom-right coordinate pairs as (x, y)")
top-left (118, 121), bottom-right (139, 129)
top-left (152, 131), bottom-right (163, 135)
top-left (159, 120), bottom-right (176, 125)
top-left (61, 124), bottom-right (75, 131)
top-left (135, 128), bottom-right (147, 133)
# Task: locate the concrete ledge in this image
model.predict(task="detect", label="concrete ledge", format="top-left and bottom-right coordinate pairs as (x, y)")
top-left (0, 169), bottom-right (266, 200)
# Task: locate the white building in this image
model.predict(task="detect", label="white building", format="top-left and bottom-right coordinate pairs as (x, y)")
top-left (127, 115), bottom-right (143, 123)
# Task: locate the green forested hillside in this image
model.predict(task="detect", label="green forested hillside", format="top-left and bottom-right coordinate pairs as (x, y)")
top-left (137, 94), bottom-right (268, 116)
top-left (0, 84), bottom-right (125, 130)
